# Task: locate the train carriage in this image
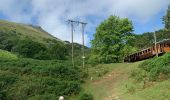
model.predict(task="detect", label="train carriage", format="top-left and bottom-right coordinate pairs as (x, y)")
top-left (124, 39), bottom-right (170, 62)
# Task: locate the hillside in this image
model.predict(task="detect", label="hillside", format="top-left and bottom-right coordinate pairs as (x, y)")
top-left (0, 20), bottom-right (61, 44)
top-left (71, 55), bottom-right (170, 100)
top-left (0, 19), bottom-right (89, 60)
top-left (0, 50), bottom-right (86, 99)
top-left (0, 19), bottom-right (91, 99)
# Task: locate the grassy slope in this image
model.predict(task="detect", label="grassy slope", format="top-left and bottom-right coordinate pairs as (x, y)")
top-left (72, 62), bottom-right (170, 100)
top-left (0, 50), bottom-right (83, 99)
top-left (0, 20), bottom-right (61, 44)
top-left (0, 19), bottom-right (89, 59)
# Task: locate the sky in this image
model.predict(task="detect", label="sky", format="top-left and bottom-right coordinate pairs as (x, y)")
top-left (0, 0), bottom-right (170, 47)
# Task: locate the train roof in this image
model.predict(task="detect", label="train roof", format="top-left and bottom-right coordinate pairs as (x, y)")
top-left (156, 39), bottom-right (170, 44)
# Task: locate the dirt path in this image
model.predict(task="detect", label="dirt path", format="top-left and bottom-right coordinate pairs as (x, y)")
top-left (91, 64), bottom-right (132, 100)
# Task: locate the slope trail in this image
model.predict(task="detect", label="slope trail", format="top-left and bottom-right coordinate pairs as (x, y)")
top-left (90, 63), bottom-right (139, 100)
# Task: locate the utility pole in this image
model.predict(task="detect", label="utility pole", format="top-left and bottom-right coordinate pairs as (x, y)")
top-left (68, 20), bottom-right (76, 67)
top-left (81, 22), bottom-right (87, 69)
top-left (154, 31), bottom-right (158, 57)
top-left (68, 20), bottom-right (87, 68)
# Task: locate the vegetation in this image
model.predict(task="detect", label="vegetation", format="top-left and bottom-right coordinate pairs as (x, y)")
top-left (0, 49), bottom-right (18, 60)
top-left (0, 20), bottom-right (89, 60)
top-left (76, 60), bottom-right (170, 100)
top-left (0, 31), bottom-right (68, 60)
top-left (132, 53), bottom-right (170, 81)
top-left (1, 5), bottom-right (170, 100)
top-left (91, 15), bottom-right (136, 63)
top-left (163, 5), bottom-right (170, 30)
top-left (130, 29), bottom-right (170, 50)
top-left (122, 53), bottom-right (170, 100)
top-left (0, 55), bottom-right (86, 99)
top-left (78, 92), bottom-right (94, 100)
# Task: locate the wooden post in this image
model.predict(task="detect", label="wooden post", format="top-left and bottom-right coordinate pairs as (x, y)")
top-left (154, 31), bottom-right (158, 57)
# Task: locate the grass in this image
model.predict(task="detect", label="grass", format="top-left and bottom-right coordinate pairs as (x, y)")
top-left (0, 49), bottom-right (18, 60)
top-left (71, 61), bottom-right (170, 100)
top-left (0, 20), bottom-right (61, 44)
top-left (117, 78), bottom-right (170, 100)
top-left (71, 63), bottom-right (140, 100)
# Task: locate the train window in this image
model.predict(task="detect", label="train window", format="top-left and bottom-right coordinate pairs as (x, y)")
top-left (148, 49), bottom-right (151, 52)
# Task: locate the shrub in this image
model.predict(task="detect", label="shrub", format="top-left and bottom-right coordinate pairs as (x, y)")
top-left (0, 50), bottom-right (18, 60)
top-left (13, 38), bottom-right (47, 58)
top-left (138, 53), bottom-right (170, 81)
top-left (0, 57), bottom-right (85, 99)
top-left (79, 92), bottom-right (94, 100)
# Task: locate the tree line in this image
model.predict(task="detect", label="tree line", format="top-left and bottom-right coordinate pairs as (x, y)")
top-left (0, 31), bottom-right (68, 60)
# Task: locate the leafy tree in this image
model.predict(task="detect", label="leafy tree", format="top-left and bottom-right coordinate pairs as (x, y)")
top-left (131, 29), bottom-right (170, 50)
top-left (49, 42), bottom-right (68, 60)
top-left (163, 5), bottom-right (170, 29)
top-left (13, 39), bottom-right (47, 58)
top-left (131, 32), bottom-right (154, 50)
top-left (0, 32), bottom-right (18, 51)
top-left (91, 15), bottom-right (134, 63)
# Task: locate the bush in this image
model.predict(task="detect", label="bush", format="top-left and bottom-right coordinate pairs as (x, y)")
top-left (0, 50), bottom-right (18, 60)
top-left (0, 57), bottom-right (85, 99)
top-left (79, 92), bottom-right (94, 100)
top-left (138, 53), bottom-right (170, 81)
top-left (13, 38), bottom-right (47, 58)
top-left (88, 55), bottom-right (99, 66)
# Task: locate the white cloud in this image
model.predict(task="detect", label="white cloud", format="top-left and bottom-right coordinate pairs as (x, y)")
top-left (0, 0), bottom-right (170, 46)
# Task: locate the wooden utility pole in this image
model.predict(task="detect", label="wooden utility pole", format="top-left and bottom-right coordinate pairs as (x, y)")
top-left (81, 23), bottom-right (87, 69)
top-left (68, 20), bottom-right (76, 67)
top-left (68, 20), bottom-right (87, 68)
top-left (154, 31), bottom-right (158, 57)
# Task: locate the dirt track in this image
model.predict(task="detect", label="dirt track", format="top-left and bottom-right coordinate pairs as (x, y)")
top-left (92, 66), bottom-right (130, 100)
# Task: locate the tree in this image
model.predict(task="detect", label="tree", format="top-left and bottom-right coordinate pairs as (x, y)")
top-left (163, 5), bottom-right (170, 29)
top-left (91, 15), bottom-right (134, 63)
top-left (13, 38), bottom-right (47, 58)
top-left (49, 42), bottom-right (68, 60)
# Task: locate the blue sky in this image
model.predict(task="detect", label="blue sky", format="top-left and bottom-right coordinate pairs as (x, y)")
top-left (0, 0), bottom-right (170, 47)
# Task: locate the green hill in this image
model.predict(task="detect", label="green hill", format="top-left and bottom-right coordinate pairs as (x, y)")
top-left (0, 19), bottom-right (89, 99)
top-left (0, 20), bottom-right (61, 44)
top-left (0, 19), bottom-right (89, 60)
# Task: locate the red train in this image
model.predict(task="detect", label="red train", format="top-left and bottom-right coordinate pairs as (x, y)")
top-left (124, 39), bottom-right (170, 62)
